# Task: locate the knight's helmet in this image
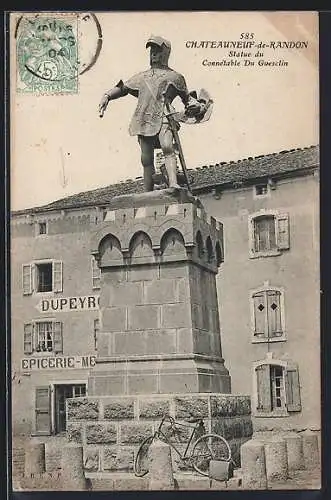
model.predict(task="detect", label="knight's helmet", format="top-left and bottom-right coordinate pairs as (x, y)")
top-left (146, 35), bottom-right (171, 66)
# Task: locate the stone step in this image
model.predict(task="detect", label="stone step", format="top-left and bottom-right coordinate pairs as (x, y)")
top-left (86, 471), bottom-right (242, 491)
top-left (87, 473), bottom-right (149, 491)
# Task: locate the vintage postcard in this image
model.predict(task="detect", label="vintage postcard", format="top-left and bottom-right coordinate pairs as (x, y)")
top-left (9, 11), bottom-right (320, 491)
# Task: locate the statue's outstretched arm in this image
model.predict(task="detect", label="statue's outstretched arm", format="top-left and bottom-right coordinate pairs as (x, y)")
top-left (99, 80), bottom-right (130, 117)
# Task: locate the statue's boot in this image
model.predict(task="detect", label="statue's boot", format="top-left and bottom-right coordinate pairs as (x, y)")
top-left (165, 154), bottom-right (180, 189)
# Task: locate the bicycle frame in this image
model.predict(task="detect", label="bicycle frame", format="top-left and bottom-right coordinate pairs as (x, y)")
top-left (155, 416), bottom-right (205, 462)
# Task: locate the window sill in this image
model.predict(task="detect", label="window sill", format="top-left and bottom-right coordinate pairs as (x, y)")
top-left (25, 351), bottom-right (61, 357)
top-left (30, 432), bottom-right (52, 437)
top-left (253, 193), bottom-right (271, 200)
top-left (252, 336), bottom-right (286, 344)
top-left (254, 410), bottom-right (289, 418)
top-left (249, 250), bottom-right (281, 259)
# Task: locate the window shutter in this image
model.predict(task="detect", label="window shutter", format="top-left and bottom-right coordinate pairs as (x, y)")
top-left (53, 322), bottom-right (63, 353)
top-left (22, 264), bottom-right (33, 295)
top-left (256, 364), bottom-right (272, 412)
top-left (91, 256), bottom-right (101, 289)
top-left (285, 365), bottom-right (302, 412)
top-left (218, 223), bottom-right (224, 264)
top-left (266, 290), bottom-right (283, 337)
top-left (253, 292), bottom-right (266, 336)
top-left (249, 217), bottom-right (256, 254)
top-left (276, 213), bottom-right (290, 250)
top-left (35, 386), bottom-right (51, 435)
top-left (23, 323), bottom-right (33, 354)
top-left (94, 318), bottom-right (100, 351)
top-left (53, 260), bottom-right (63, 292)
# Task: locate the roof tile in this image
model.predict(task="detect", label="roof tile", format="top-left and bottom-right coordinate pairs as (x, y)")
top-left (12, 145), bottom-right (319, 215)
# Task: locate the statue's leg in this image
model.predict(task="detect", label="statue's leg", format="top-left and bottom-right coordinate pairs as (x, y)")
top-left (139, 136), bottom-right (155, 191)
top-left (159, 125), bottom-right (180, 189)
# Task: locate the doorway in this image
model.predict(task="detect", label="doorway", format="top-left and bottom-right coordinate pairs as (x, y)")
top-left (54, 384), bottom-right (86, 434)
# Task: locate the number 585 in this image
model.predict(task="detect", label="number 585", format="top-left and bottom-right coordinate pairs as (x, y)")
top-left (240, 33), bottom-right (254, 39)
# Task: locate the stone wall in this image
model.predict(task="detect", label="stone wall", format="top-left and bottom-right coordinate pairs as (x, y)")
top-left (66, 393), bottom-right (252, 473)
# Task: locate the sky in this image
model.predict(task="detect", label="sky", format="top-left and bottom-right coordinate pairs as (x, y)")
top-left (10, 11), bottom-right (318, 211)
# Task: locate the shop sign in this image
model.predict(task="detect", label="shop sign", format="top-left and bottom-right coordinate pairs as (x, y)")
top-left (21, 354), bottom-right (96, 371)
top-left (35, 295), bottom-right (100, 313)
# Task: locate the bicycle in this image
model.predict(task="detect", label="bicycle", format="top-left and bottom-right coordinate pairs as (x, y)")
top-left (134, 415), bottom-right (232, 478)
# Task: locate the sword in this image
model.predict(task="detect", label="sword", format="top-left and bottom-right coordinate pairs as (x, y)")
top-left (165, 102), bottom-right (192, 193)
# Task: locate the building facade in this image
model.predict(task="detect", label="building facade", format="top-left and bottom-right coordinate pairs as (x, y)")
top-left (11, 145), bottom-right (320, 439)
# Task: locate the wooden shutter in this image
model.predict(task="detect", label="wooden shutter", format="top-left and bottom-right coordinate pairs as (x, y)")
top-left (53, 260), bottom-right (63, 292)
top-left (53, 322), bottom-right (63, 353)
top-left (35, 386), bottom-right (51, 435)
top-left (253, 292), bottom-right (266, 336)
top-left (266, 290), bottom-right (283, 337)
top-left (22, 264), bottom-right (33, 295)
top-left (276, 213), bottom-right (290, 250)
top-left (218, 223), bottom-right (224, 263)
top-left (23, 323), bottom-right (33, 354)
top-left (256, 364), bottom-right (272, 412)
top-left (94, 318), bottom-right (100, 351)
top-left (285, 365), bottom-right (302, 412)
top-left (250, 217), bottom-right (257, 253)
top-left (91, 256), bottom-right (101, 289)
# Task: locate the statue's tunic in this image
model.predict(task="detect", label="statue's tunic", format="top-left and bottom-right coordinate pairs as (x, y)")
top-left (123, 68), bottom-right (188, 137)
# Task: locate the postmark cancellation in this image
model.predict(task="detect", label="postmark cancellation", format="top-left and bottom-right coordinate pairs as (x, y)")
top-left (16, 14), bottom-right (79, 94)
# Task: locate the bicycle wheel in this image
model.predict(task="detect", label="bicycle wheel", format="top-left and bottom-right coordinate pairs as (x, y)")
top-left (191, 433), bottom-right (231, 477)
top-left (134, 435), bottom-right (154, 477)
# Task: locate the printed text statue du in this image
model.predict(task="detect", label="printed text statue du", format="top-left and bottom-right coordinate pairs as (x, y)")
top-left (99, 35), bottom-right (211, 192)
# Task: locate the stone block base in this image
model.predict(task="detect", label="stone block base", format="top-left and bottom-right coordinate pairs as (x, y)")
top-left (88, 356), bottom-right (231, 395)
top-left (66, 393), bottom-right (252, 474)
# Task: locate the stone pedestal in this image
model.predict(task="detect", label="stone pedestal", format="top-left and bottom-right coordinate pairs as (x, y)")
top-left (24, 442), bottom-right (45, 477)
top-left (89, 189), bottom-right (230, 395)
top-left (66, 393), bottom-right (252, 474)
top-left (241, 440), bottom-right (267, 489)
top-left (66, 189), bottom-right (251, 483)
top-left (148, 440), bottom-right (175, 490)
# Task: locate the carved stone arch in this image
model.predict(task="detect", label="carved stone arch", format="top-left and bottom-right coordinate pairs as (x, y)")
top-left (215, 240), bottom-right (223, 266)
top-left (99, 233), bottom-right (123, 267)
top-left (160, 228), bottom-right (186, 257)
top-left (122, 223), bottom-right (158, 250)
top-left (91, 224), bottom-right (121, 254)
top-left (158, 219), bottom-right (190, 245)
top-left (206, 236), bottom-right (214, 263)
top-left (129, 231), bottom-right (154, 259)
top-left (196, 230), bottom-right (204, 259)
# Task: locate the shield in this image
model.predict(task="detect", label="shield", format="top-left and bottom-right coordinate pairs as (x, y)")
top-left (172, 88), bottom-right (214, 124)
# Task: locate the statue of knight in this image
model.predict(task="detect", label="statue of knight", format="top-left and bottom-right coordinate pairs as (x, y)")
top-left (99, 35), bottom-right (213, 192)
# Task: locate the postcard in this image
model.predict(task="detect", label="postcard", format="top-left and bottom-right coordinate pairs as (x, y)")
top-left (9, 11), bottom-right (320, 491)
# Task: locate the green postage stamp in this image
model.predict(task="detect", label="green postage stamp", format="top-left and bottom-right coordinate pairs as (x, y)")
top-left (16, 14), bottom-right (79, 94)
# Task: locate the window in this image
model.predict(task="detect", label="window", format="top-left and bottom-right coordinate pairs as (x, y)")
top-left (254, 215), bottom-right (276, 252)
top-left (91, 256), bottom-right (101, 289)
top-left (24, 320), bottom-right (63, 354)
top-left (36, 263), bottom-right (52, 292)
top-left (38, 222), bottom-right (48, 235)
top-left (254, 184), bottom-right (269, 197)
top-left (254, 361), bottom-right (301, 416)
top-left (22, 260), bottom-right (63, 295)
top-left (54, 384), bottom-right (87, 434)
top-left (35, 383), bottom-right (87, 435)
top-left (251, 287), bottom-right (285, 342)
top-left (248, 211), bottom-right (290, 257)
top-left (93, 318), bottom-right (100, 350)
